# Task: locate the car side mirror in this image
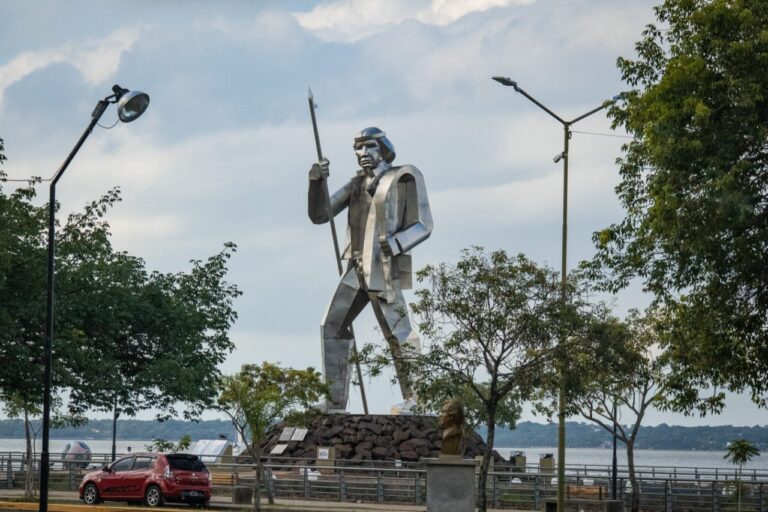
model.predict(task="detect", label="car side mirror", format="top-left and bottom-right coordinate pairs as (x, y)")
top-left (103, 463), bottom-right (111, 472)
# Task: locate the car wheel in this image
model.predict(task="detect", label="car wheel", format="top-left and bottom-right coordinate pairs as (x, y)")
top-left (144, 485), bottom-right (164, 507)
top-left (82, 483), bottom-right (100, 505)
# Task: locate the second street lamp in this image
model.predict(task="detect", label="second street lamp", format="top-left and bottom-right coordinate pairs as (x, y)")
top-left (492, 75), bottom-right (615, 512)
top-left (40, 84), bottom-right (149, 512)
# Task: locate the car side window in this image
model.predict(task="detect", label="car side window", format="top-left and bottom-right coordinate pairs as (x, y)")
top-left (111, 457), bottom-right (134, 473)
top-left (132, 457), bottom-right (153, 470)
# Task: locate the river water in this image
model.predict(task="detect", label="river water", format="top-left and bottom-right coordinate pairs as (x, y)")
top-left (1, 439), bottom-right (765, 470)
top-left (0, 438), bottom-right (150, 455)
top-left (496, 447), bottom-right (768, 470)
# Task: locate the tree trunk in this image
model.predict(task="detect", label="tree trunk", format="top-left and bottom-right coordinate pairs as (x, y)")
top-left (24, 410), bottom-right (33, 499)
top-left (478, 414), bottom-right (496, 512)
top-left (253, 444), bottom-right (262, 512)
top-left (737, 462), bottom-right (743, 512)
top-left (627, 440), bottom-right (639, 512)
top-left (265, 444), bottom-right (274, 505)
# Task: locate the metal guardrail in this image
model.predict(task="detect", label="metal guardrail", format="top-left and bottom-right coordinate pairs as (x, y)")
top-left (1, 451), bottom-right (766, 511)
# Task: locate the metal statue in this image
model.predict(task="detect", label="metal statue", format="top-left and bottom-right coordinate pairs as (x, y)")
top-left (307, 126), bottom-right (433, 412)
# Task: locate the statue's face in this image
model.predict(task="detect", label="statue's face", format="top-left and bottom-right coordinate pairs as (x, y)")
top-left (438, 403), bottom-right (456, 429)
top-left (355, 140), bottom-right (383, 170)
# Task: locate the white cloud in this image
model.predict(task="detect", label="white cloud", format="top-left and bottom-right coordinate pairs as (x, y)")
top-left (294, 0), bottom-right (535, 42)
top-left (201, 10), bottom-right (304, 49)
top-left (108, 214), bottom-right (186, 243)
top-left (0, 26), bottom-right (143, 108)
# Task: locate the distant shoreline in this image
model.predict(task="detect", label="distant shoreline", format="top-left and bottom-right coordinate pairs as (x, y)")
top-left (0, 419), bottom-right (765, 452)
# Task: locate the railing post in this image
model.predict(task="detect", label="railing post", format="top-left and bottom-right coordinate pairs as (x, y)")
top-left (712, 480), bottom-right (719, 512)
top-left (665, 479), bottom-right (672, 512)
top-left (377, 471), bottom-right (384, 502)
top-left (5, 458), bottom-right (11, 489)
top-left (338, 469), bottom-right (344, 501)
top-left (759, 482), bottom-right (764, 512)
top-left (303, 466), bottom-right (310, 499)
top-left (534, 474), bottom-right (541, 509)
top-left (266, 467), bottom-right (274, 499)
top-left (415, 472), bottom-right (421, 504)
top-left (620, 477), bottom-right (625, 511)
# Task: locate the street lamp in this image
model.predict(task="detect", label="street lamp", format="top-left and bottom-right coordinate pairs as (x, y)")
top-left (39, 84), bottom-right (149, 512)
top-left (492, 75), bottom-right (615, 512)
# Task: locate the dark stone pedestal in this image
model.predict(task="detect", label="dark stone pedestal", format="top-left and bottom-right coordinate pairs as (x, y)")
top-left (425, 457), bottom-right (477, 512)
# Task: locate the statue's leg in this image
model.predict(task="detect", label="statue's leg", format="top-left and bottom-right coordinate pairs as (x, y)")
top-left (369, 286), bottom-right (421, 401)
top-left (320, 267), bottom-right (368, 411)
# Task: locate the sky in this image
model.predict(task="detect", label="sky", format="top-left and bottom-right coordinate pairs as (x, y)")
top-left (1, 0), bottom-right (765, 428)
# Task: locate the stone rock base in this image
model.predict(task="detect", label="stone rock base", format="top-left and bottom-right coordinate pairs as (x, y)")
top-left (257, 414), bottom-right (501, 464)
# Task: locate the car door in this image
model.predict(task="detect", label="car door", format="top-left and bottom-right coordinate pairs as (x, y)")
top-left (123, 456), bottom-right (155, 498)
top-left (99, 456), bottom-right (134, 499)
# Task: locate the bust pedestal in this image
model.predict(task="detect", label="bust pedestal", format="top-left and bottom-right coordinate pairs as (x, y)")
top-left (424, 457), bottom-right (477, 512)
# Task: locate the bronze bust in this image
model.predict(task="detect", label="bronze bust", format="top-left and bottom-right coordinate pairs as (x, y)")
top-left (438, 399), bottom-right (465, 457)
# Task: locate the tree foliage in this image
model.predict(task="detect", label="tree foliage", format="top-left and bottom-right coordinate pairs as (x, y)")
top-left (1, 148), bottom-right (241, 444)
top-left (567, 309), bottom-right (667, 512)
top-left (144, 435), bottom-right (192, 453)
top-left (723, 438), bottom-right (760, 512)
top-left (589, 0), bottom-right (768, 411)
top-left (217, 362), bottom-right (327, 512)
top-left (360, 248), bottom-right (599, 512)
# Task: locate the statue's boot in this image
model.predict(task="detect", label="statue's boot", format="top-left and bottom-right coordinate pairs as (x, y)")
top-left (321, 337), bottom-right (354, 413)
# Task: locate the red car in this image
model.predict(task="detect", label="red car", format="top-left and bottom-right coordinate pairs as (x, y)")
top-left (79, 452), bottom-right (211, 507)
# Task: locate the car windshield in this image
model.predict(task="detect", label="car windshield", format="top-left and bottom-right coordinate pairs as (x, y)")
top-left (166, 454), bottom-right (205, 471)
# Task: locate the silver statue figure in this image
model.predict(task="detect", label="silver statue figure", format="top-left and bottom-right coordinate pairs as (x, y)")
top-left (308, 127), bottom-right (433, 412)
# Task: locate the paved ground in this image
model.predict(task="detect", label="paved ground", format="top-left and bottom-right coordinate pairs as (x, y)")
top-left (0, 489), bottom-right (430, 512)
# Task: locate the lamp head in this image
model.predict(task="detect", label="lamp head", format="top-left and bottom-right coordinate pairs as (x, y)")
top-left (553, 152), bottom-right (565, 163)
top-left (112, 84), bottom-right (150, 123)
top-left (492, 76), bottom-right (518, 88)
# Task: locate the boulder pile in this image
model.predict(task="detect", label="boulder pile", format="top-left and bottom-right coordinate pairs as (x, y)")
top-left (259, 414), bottom-right (502, 464)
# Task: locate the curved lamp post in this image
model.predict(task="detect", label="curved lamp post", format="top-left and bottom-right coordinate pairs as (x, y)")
top-left (39, 84), bottom-right (149, 512)
top-left (492, 76), bottom-right (615, 512)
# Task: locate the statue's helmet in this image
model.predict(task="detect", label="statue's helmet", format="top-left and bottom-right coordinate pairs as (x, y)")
top-left (353, 126), bottom-right (396, 163)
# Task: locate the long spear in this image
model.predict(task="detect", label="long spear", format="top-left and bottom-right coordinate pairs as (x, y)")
top-left (308, 88), bottom-right (369, 414)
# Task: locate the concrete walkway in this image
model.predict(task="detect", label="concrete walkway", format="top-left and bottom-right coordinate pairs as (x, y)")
top-left (0, 489), bottom-right (429, 512)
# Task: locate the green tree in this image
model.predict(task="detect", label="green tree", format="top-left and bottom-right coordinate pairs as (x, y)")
top-left (1, 145), bottom-right (241, 460)
top-left (724, 439), bottom-right (760, 512)
top-left (57, 198), bottom-right (242, 459)
top-left (217, 363), bottom-right (328, 512)
top-left (566, 309), bottom-right (666, 512)
top-left (361, 248), bottom-right (597, 512)
top-left (2, 393), bottom-right (40, 499)
top-left (589, 0), bottom-right (768, 412)
top-left (1, 160), bottom-right (50, 487)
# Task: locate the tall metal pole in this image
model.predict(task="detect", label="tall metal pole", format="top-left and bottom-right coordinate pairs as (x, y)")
top-left (491, 76), bottom-right (613, 512)
top-left (612, 400), bottom-right (618, 498)
top-left (40, 99), bottom-right (107, 512)
top-left (308, 89), bottom-right (369, 414)
top-left (557, 122), bottom-right (570, 512)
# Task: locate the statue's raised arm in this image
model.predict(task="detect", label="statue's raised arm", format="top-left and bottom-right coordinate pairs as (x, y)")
top-left (307, 159), bottom-right (353, 224)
